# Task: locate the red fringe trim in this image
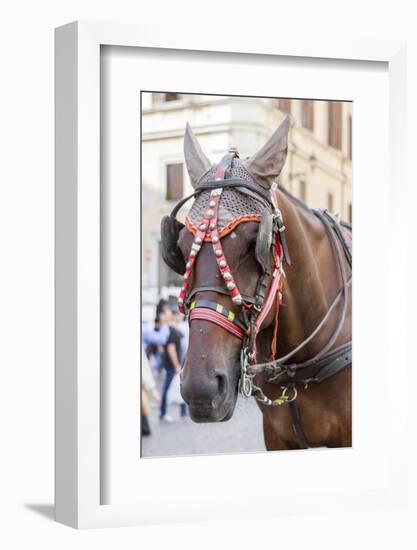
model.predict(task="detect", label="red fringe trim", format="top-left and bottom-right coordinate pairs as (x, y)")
top-left (185, 215), bottom-right (262, 241)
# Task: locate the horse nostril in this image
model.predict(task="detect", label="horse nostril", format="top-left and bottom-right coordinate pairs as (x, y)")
top-left (215, 372), bottom-right (227, 398)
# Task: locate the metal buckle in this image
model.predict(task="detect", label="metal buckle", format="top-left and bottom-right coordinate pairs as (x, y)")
top-left (240, 347), bottom-right (254, 398)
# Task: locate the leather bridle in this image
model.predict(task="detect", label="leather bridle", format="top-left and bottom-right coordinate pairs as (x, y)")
top-left (175, 150), bottom-right (287, 362)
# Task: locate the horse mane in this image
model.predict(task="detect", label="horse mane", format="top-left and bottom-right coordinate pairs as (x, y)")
top-left (277, 183), bottom-right (352, 230)
top-left (277, 183), bottom-right (311, 213)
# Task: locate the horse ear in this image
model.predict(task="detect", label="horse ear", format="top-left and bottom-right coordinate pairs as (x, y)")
top-left (245, 116), bottom-right (291, 189)
top-left (184, 123), bottom-right (212, 188)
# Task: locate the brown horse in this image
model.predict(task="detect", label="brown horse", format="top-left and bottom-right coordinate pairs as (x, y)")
top-left (162, 117), bottom-right (352, 450)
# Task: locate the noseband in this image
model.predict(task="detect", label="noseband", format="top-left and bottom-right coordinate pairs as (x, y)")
top-left (164, 148), bottom-right (352, 429)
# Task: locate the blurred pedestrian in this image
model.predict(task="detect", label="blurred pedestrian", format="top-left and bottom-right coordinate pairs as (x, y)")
top-left (159, 306), bottom-right (184, 423)
top-left (170, 308), bottom-right (188, 418)
top-left (142, 300), bottom-right (171, 374)
top-left (141, 348), bottom-right (160, 436)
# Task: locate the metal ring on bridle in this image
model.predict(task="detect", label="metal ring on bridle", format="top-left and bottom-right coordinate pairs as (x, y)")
top-left (241, 376), bottom-right (253, 398)
top-left (281, 385), bottom-right (298, 402)
top-left (240, 347), bottom-right (254, 397)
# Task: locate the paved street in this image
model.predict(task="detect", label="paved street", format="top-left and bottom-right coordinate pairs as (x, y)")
top-left (141, 394), bottom-right (265, 458)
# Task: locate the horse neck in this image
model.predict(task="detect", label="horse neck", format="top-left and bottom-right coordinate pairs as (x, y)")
top-left (262, 189), bottom-right (342, 362)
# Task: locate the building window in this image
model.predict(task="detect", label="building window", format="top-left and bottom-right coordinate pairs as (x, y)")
top-left (348, 114), bottom-right (352, 160)
top-left (152, 92), bottom-right (181, 105)
top-left (327, 192), bottom-right (334, 212)
top-left (166, 163), bottom-right (183, 201)
top-left (301, 100), bottom-right (314, 132)
top-left (278, 98), bottom-right (291, 114)
top-left (328, 101), bottom-right (342, 150)
top-left (164, 93), bottom-right (180, 101)
top-left (299, 180), bottom-right (307, 202)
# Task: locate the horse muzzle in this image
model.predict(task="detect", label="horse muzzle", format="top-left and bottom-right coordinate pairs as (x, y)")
top-left (180, 362), bottom-right (239, 422)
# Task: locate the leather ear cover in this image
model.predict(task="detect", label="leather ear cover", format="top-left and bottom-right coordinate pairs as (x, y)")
top-left (160, 216), bottom-right (186, 275)
top-left (255, 212), bottom-right (273, 273)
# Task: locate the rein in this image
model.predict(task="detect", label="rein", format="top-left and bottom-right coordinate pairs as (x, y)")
top-left (171, 149), bottom-right (352, 420)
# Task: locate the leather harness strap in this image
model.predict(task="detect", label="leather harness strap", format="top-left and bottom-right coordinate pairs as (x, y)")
top-left (188, 299), bottom-right (248, 339)
top-left (190, 308), bottom-right (244, 340)
top-left (288, 393), bottom-right (310, 449)
top-left (258, 341), bottom-right (353, 385)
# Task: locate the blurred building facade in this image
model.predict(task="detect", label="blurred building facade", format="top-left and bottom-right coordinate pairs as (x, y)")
top-left (141, 92), bottom-right (352, 303)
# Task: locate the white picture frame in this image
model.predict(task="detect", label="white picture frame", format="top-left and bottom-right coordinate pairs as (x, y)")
top-left (55, 21), bottom-right (407, 529)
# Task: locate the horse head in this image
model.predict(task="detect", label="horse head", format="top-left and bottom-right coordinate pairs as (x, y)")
top-left (161, 117), bottom-right (291, 422)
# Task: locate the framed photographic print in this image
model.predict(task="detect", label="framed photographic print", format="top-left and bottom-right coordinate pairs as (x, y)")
top-left (55, 21), bottom-right (408, 528)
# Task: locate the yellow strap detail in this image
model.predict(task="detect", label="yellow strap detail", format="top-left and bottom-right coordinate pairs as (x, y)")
top-left (227, 311), bottom-right (235, 321)
top-left (190, 301), bottom-right (196, 310)
top-left (273, 395), bottom-right (289, 406)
